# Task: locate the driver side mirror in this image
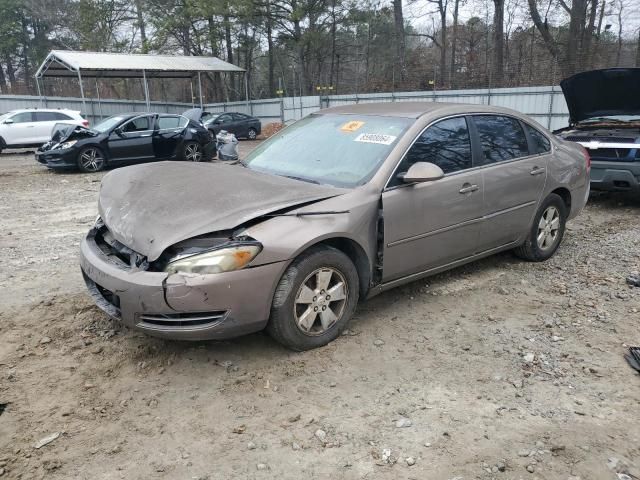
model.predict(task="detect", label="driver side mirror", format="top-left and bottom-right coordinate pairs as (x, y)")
top-left (113, 126), bottom-right (124, 137)
top-left (4, 118), bottom-right (13, 125)
top-left (401, 162), bottom-right (445, 183)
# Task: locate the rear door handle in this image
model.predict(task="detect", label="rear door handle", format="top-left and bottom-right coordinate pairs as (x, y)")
top-left (530, 166), bottom-right (545, 175)
top-left (459, 183), bottom-right (479, 194)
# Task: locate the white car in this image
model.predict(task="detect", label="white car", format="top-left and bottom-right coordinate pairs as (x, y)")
top-left (0, 109), bottom-right (88, 153)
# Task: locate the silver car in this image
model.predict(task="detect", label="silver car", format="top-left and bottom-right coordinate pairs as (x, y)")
top-left (80, 103), bottom-right (590, 350)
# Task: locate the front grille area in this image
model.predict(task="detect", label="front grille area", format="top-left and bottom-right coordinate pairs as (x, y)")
top-left (590, 148), bottom-right (633, 160)
top-left (137, 311), bottom-right (227, 328)
top-left (93, 224), bottom-right (147, 270)
top-left (96, 283), bottom-right (121, 309)
top-left (564, 135), bottom-right (637, 143)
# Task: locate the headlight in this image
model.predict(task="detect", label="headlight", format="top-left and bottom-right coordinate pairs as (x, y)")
top-left (55, 140), bottom-right (77, 149)
top-left (164, 244), bottom-right (261, 275)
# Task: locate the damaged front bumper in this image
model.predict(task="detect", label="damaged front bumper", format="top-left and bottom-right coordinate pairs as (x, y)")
top-left (35, 148), bottom-right (78, 169)
top-left (79, 229), bottom-right (286, 341)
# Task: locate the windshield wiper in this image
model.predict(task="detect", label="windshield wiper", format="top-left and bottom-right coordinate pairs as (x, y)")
top-left (266, 210), bottom-right (350, 217)
top-left (579, 117), bottom-right (632, 124)
top-left (280, 174), bottom-right (321, 184)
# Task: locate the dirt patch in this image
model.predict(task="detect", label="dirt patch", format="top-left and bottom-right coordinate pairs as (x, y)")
top-left (1, 149), bottom-right (639, 479)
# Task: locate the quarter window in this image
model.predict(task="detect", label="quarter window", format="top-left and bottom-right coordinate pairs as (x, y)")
top-left (523, 123), bottom-right (551, 154)
top-left (391, 117), bottom-right (472, 186)
top-left (473, 115), bottom-right (529, 165)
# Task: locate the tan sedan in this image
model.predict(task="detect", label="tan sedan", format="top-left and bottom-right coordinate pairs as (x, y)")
top-left (80, 102), bottom-right (590, 350)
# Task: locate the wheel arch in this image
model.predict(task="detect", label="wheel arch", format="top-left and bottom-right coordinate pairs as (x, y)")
top-left (549, 187), bottom-right (571, 212)
top-left (291, 236), bottom-right (372, 298)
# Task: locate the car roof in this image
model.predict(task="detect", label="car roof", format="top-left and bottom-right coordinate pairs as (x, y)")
top-left (317, 101), bottom-right (525, 119)
top-left (8, 108), bottom-right (80, 113)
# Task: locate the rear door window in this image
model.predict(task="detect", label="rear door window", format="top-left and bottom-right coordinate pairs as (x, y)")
top-left (523, 123), bottom-right (551, 154)
top-left (472, 115), bottom-right (529, 165)
top-left (158, 115), bottom-right (180, 129)
top-left (35, 112), bottom-right (72, 122)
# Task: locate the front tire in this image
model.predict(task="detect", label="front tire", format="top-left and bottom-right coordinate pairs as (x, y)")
top-left (183, 142), bottom-right (203, 162)
top-left (77, 146), bottom-right (105, 173)
top-left (267, 246), bottom-right (359, 351)
top-left (515, 193), bottom-right (567, 261)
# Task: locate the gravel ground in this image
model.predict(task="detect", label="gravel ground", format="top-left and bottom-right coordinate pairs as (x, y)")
top-left (1, 147), bottom-right (639, 480)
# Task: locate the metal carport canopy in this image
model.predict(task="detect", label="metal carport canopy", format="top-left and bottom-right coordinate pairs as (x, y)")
top-left (35, 50), bottom-right (247, 112)
top-left (36, 50), bottom-right (245, 78)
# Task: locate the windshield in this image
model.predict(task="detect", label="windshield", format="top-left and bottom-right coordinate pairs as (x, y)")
top-left (92, 115), bottom-right (126, 133)
top-left (243, 114), bottom-right (411, 187)
top-left (0, 112), bottom-right (13, 122)
top-left (203, 114), bottom-right (220, 126)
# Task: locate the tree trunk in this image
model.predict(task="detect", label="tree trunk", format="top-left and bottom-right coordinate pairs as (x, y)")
top-left (207, 16), bottom-right (222, 101)
top-left (329, 0), bottom-right (337, 87)
top-left (393, 0), bottom-right (406, 82)
top-left (636, 28), bottom-right (640, 67)
top-left (579, 0), bottom-right (597, 70)
top-left (527, 0), bottom-right (560, 60)
top-left (0, 63), bottom-right (7, 93)
top-left (566, 0), bottom-right (587, 76)
top-left (224, 11), bottom-right (235, 97)
top-left (439, 6), bottom-right (447, 88)
top-left (265, 0), bottom-right (275, 95)
top-left (492, 0), bottom-right (504, 87)
top-left (449, 0), bottom-right (460, 89)
top-left (135, 0), bottom-right (148, 53)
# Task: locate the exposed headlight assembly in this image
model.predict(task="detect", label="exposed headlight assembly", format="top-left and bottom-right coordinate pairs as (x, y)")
top-left (164, 244), bottom-right (261, 275)
top-left (55, 140), bottom-right (78, 150)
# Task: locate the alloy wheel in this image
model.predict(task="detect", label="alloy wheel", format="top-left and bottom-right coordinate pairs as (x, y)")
top-left (294, 267), bottom-right (348, 336)
top-left (537, 206), bottom-right (560, 251)
top-left (80, 148), bottom-right (104, 172)
top-left (185, 143), bottom-right (202, 161)
top-left (248, 129), bottom-right (257, 140)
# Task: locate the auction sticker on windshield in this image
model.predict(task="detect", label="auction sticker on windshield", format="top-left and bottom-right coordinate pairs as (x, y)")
top-left (340, 120), bottom-right (365, 133)
top-left (354, 133), bottom-right (397, 145)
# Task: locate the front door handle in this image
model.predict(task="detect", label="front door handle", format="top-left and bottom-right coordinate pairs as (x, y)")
top-left (530, 166), bottom-right (545, 176)
top-left (459, 183), bottom-right (479, 194)
top-left (139, 134), bottom-right (152, 137)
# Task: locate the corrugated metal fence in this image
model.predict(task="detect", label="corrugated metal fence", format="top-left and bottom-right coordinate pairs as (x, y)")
top-left (0, 85), bottom-right (570, 131)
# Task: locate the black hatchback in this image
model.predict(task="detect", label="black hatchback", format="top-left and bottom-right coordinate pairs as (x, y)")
top-left (36, 109), bottom-right (215, 172)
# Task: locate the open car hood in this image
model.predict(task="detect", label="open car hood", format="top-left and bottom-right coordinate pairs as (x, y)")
top-left (50, 123), bottom-right (94, 143)
top-left (182, 108), bottom-right (203, 123)
top-left (560, 68), bottom-right (640, 124)
top-left (98, 162), bottom-right (345, 261)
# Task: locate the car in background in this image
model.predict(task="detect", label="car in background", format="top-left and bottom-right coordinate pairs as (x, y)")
top-left (80, 103), bottom-right (589, 351)
top-left (556, 68), bottom-right (640, 194)
top-left (36, 109), bottom-right (215, 172)
top-left (204, 112), bottom-right (261, 140)
top-left (0, 108), bottom-right (88, 153)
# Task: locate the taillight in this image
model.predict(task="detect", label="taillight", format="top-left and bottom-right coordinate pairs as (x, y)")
top-left (579, 145), bottom-right (591, 172)
top-left (82, 120), bottom-right (90, 127)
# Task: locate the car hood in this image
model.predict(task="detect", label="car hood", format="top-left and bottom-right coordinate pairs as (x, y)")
top-left (98, 162), bottom-right (345, 261)
top-left (182, 108), bottom-right (203, 123)
top-left (560, 68), bottom-right (640, 124)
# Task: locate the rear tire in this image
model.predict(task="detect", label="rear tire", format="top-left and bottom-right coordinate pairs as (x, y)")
top-left (515, 193), bottom-right (567, 262)
top-left (77, 146), bottom-right (105, 173)
top-left (267, 246), bottom-right (359, 351)
top-left (183, 142), bottom-right (203, 162)
top-left (247, 128), bottom-right (257, 140)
